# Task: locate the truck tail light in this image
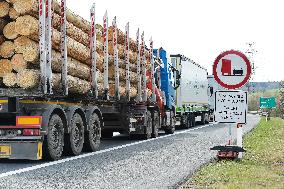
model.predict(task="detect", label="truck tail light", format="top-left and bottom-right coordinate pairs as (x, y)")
top-left (23, 129), bottom-right (41, 136)
top-left (16, 116), bottom-right (42, 127)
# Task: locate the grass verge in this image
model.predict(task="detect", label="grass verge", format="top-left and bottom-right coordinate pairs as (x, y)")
top-left (180, 117), bottom-right (284, 189)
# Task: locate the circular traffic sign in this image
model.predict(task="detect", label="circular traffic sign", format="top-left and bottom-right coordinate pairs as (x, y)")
top-left (213, 50), bottom-right (252, 90)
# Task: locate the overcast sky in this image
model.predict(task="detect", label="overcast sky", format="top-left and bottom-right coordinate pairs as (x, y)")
top-left (67, 0), bottom-right (283, 82)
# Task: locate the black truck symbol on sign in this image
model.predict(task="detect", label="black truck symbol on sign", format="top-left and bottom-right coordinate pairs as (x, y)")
top-left (221, 59), bottom-right (244, 76)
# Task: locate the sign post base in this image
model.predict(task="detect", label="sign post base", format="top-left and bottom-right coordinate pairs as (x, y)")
top-left (237, 123), bottom-right (243, 159)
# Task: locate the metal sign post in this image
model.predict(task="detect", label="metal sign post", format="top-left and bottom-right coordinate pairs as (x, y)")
top-left (237, 123), bottom-right (243, 158)
top-left (103, 11), bottom-right (109, 100)
top-left (90, 3), bottom-right (98, 98)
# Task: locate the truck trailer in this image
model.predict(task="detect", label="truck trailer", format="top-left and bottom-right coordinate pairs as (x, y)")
top-left (171, 54), bottom-right (210, 128)
top-left (0, 1), bottom-right (173, 160)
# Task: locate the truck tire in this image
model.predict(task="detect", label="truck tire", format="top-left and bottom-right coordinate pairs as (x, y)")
top-left (101, 131), bottom-right (113, 138)
top-left (84, 113), bottom-right (101, 152)
top-left (191, 114), bottom-right (196, 127)
top-left (201, 113), bottom-right (206, 125)
top-left (43, 114), bottom-right (64, 160)
top-left (65, 113), bottom-right (85, 156)
top-left (152, 111), bottom-right (159, 138)
top-left (165, 111), bottom-right (175, 134)
top-left (185, 114), bottom-right (192, 129)
top-left (144, 111), bottom-right (152, 140)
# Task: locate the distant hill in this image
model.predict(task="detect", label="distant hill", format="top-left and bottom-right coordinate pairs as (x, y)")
top-left (245, 82), bottom-right (280, 93)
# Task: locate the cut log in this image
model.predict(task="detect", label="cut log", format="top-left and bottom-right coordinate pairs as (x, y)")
top-left (51, 50), bottom-right (103, 82)
top-left (99, 56), bottom-right (137, 73)
top-left (108, 26), bottom-right (125, 45)
top-left (51, 13), bottom-right (103, 47)
top-left (9, 7), bottom-right (19, 20)
top-left (13, 0), bottom-right (92, 34)
top-left (0, 41), bottom-right (15, 58)
top-left (16, 69), bottom-right (39, 89)
top-left (108, 67), bottom-right (138, 83)
top-left (11, 53), bottom-right (27, 72)
top-left (0, 1), bottom-right (9, 18)
top-left (15, 15), bottom-right (94, 63)
top-left (16, 68), bottom-right (138, 97)
top-left (14, 15), bottom-right (38, 36)
top-left (16, 69), bottom-right (93, 95)
top-left (3, 72), bottom-right (17, 87)
top-left (3, 21), bottom-right (18, 39)
top-left (14, 36), bottom-right (38, 62)
top-left (108, 42), bottom-right (139, 64)
top-left (14, 36), bottom-right (103, 66)
top-left (0, 59), bottom-right (12, 77)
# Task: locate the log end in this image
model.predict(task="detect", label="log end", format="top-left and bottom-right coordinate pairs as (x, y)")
top-left (3, 73), bottom-right (17, 87)
top-left (0, 59), bottom-right (12, 77)
top-left (0, 41), bottom-right (15, 58)
top-left (3, 22), bottom-right (19, 40)
top-left (15, 15), bottom-right (38, 36)
top-left (0, 1), bottom-right (10, 18)
top-left (11, 53), bottom-right (27, 72)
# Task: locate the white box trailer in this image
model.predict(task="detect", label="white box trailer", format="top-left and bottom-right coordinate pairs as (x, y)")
top-left (171, 55), bottom-right (210, 128)
top-left (207, 75), bottom-right (225, 111)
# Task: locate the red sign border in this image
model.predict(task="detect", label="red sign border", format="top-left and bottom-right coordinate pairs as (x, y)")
top-left (213, 50), bottom-right (252, 90)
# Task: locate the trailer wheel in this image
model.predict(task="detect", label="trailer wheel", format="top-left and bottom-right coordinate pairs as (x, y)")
top-left (44, 114), bottom-right (64, 160)
top-left (144, 111), bottom-right (152, 140)
top-left (84, 113), bottom-right (101, 152)
top-left (201, 113), bottom-right (206, 125)
top-left (65, 113), bottom-right (84, 156)
top-left (191, 114), bottom-right (196, 127)
top-left (165, 111), bottom-right (175, 134)
top-left (152, 111), bottom-right (159, 138)
top-left (185, 114), bottom-right (192, 129)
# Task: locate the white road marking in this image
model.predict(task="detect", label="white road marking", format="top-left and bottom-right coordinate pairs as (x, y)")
top-left (0, 123), bottom-right (217, 179)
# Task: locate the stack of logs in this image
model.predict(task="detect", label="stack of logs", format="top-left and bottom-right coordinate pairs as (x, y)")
top-left (0, 0), bottom-right (152, 98)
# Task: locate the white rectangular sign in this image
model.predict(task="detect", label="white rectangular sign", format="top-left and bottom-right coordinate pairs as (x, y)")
top-left (215, 90), bottom-right (247, 124)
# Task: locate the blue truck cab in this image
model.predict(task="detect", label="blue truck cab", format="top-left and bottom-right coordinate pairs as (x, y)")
top-left (153, 48), bottom-right (176, 112)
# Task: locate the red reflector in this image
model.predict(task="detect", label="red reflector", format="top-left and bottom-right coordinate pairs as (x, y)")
top-left (23, 129), bottom-right (41, 136)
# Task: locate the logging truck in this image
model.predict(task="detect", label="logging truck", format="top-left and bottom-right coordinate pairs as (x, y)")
top-left (0, 0), bottom-right (175, 160)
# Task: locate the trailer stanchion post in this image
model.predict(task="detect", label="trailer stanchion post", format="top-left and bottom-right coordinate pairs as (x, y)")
top-left (45, 0), bottom-right (53, 94)
top-left (90, 3), bottom-right (97, 98)
top-left (112, 16), bottom-right (119, 100)
top-left (141, 32), bottom-right (147, 102)
top-left (237, 123), bottom-right (243, 158)
top-left (156, 48), bottom-right (161, 89)
top-left (60, 0), bottom-right (68, 96)
top-left (125, 22), bottom-right (130, 101)
top-left (39, 0), bottom-right (47, 94)
top-left (103, 11), bottom-right (109, 100)
top-left (136, 28), bottom-right (142, 102)
top-left (150, 37), bottom-right (156, 102)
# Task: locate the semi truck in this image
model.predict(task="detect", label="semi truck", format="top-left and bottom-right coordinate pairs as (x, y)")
top-left (171, 54), bottom-right (210, 128)
top-left (0, 1), bottom-right (174, 160)
top-left (0, 1), bottom-right (212, 161)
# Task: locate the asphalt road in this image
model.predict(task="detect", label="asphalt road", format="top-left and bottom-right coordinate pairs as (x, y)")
top-left (0, 114), bottom-right (260, 189)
